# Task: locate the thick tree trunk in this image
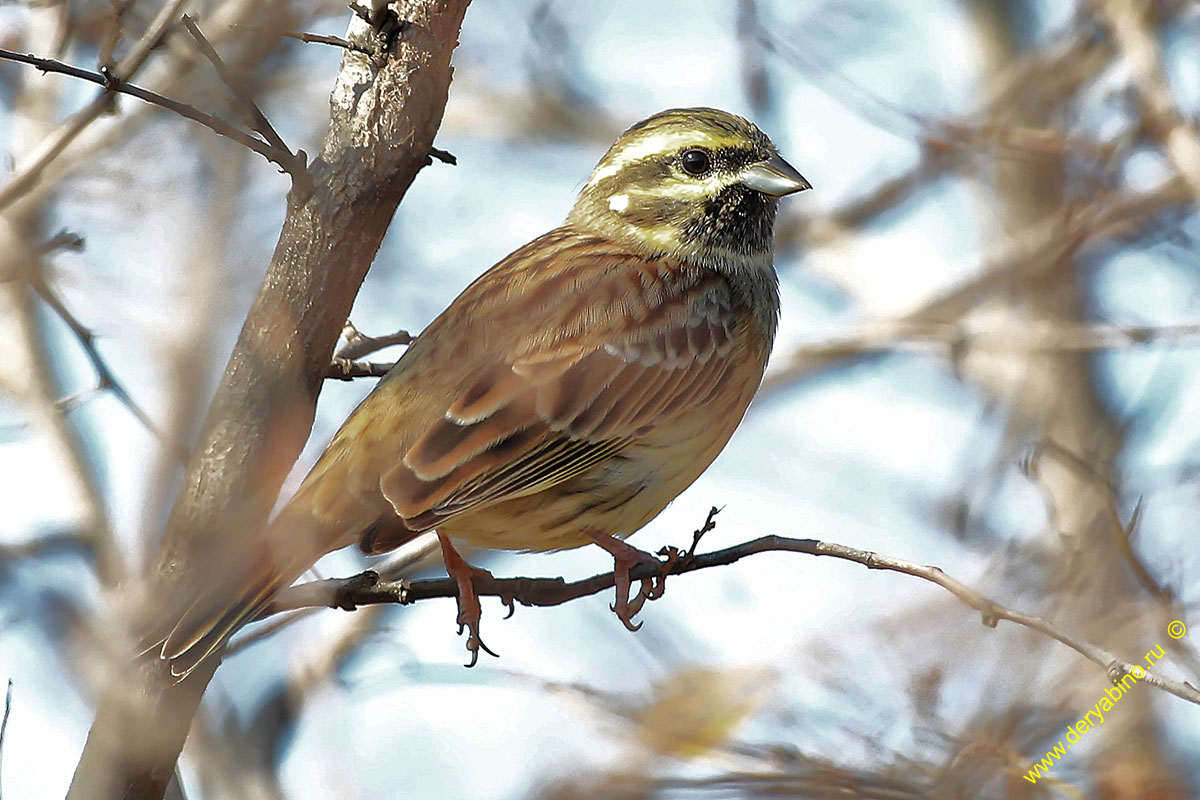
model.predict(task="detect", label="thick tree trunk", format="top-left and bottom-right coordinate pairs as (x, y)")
top-left (67, 2), bottom-right (472, 797)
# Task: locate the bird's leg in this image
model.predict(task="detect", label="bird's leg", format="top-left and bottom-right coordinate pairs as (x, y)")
top-left (436, 533), bottom-right (498, 666)
top-left (586, 532), bottom-right (666, 632)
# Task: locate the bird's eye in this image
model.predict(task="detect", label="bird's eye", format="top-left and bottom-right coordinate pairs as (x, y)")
top-left (680, 148), bottom-right (712, 176)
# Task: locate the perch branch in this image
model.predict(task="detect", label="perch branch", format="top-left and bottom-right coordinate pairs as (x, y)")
top-left (263, 532), bottom-right (1200, 707)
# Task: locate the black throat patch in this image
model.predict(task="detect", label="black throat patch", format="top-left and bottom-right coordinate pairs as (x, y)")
top-left (683, 183), bottom-right (776, 257)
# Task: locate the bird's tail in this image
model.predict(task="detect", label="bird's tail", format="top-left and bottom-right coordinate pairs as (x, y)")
top-left (143, 485), bottom-right (423, 681)
top-left (155, 558), bottom-right (291, 681)
top-left (142, 491), bottom-right (345, 681)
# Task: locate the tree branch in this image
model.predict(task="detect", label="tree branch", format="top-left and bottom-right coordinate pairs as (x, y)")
top-left (179, 14), bottom-right (310, 192)
top-left (761, 173), bottom-right (1194, 397)
top-left (335, 320), bottom-right (414, 359)
top-left (0, 678), bottom-right (12, 799)
top-left (770, 318), bottom-right (1200, 365)
top-left (67, 3), bottom-right (473, 798)
top-left (30, 276), bottom-right (187, 463)
top-left (1099, 0), bottom-right (1200, 204)
top-left (0, 0), bottom-right (189, 212)
top-left (325, 321), bottom-right (413, 379)
top-left (280, 29), bottom-right (359, 50)
top-left (0, 46), bottom-right (302, 179)
top-left (325, 359), bottom-right (395, 380)
top-left (262, 532), bottom-right (1200, 708)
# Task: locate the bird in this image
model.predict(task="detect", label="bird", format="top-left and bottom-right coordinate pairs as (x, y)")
top-left (159, 107), bottom-right (810, 678)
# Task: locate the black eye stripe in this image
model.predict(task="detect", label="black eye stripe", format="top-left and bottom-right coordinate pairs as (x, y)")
top-left (710, 147), bottom-right (759, 172)
top-left (680, 147), bottom-right (760, 177)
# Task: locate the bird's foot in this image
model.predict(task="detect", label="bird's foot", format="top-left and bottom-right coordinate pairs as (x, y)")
top-left (586, 533), bottom-right (668, 632)
top-left (437, 533), bottom-right (498, 667)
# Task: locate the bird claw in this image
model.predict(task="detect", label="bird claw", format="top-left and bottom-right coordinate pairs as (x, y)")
top-left (437, 533), bottom-right (500, 668)
top-left (462, 626), bottom-right (499, 668)
top-left (610, 598), bottom-right (645, 632)
top-left (451, 569), bottom-right (499, 667)
top-left (588, 532), bottom-right (668, 633)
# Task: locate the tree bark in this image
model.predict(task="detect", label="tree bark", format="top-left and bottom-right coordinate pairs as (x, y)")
top-left (67, 2), bottom-right (472, 797)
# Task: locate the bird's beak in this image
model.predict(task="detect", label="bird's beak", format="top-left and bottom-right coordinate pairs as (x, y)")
top-left (739, 152), bottom-right (812, 197)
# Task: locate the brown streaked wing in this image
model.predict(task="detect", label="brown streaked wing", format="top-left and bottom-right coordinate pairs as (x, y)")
top-left (379, 244), bottom-right (743, 534)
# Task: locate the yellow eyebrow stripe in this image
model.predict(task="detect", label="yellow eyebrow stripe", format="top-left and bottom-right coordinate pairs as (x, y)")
top-left (586, 130), bottom-right (746, 187)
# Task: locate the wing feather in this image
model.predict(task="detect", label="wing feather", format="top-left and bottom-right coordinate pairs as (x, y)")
top-left (378, 243), bottom-right (751, 534)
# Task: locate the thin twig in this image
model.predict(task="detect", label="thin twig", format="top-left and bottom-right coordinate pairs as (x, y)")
top-left (428, 146), bottom-right (457, 165)
top-left (262, 533), bottom-right (1200, 707)
top-left (326, 320), bottom-right (411, 378)
top-left (326, 359), bottom-right (395, 380)
top-left (686, 505), bottom-right (722, 559)
top-left (226, 535), bottom-right (442, 657)
top-left (0, 47), bottom-right (297, 177)
top-left (0, 678), bottom-right (12, 800)
top-left (31, 278), bottom-right (187, 463)
top-left (335, 321), bottom-right (413, 360)
top-left (33, 229), bottom-right (85, 256)
top-left (180, 15), bottom-right (309, 191)
top-left (0, 0), bottom-right (189, 212)
top-left (280, 30), bottom-right (357, 50)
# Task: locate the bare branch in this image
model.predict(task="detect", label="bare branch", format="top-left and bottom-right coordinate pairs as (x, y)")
top-left (334, 320), bottom-right (413, 359)
top-left (33, 229), bottom-right (85, 256)
top-left (263, 532), bottom-right (1200, 707)
top-left (775, 318), bottom-right (1200, 364)
top-left (428, 146), bottom-right (457, 164)
top-left (1099, 0), bottom-right (1200, 203)
top-left (226, 535), bottom-right (441, 656)
top-left (0, 47), bottom-right (300, 177)
top-left (0, 678), bottom-right (10, 800)
top-left (180, 14), bottom-right (310, 192)
top-left (763, 173), bottom-right (1195, 396)
top-left (326, 321), bottom-right (411, 378)
top-left (280, 29), bottom-right (358, 50)
top-left (0, 0), bottom-right (189, 212)
top-left (686, 505), bottom-right (721, 559)
top-left (67, 5), bottom-right (475, 796)
top-left (31, 277), bottom-right (187, 463)
top-left (1031, 440), bottom-right (1200, 679)
top-left (325, 358), bottom-right (395, 380)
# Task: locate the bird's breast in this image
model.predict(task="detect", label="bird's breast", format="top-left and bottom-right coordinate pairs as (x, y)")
top-left (437, 349), bottom-right (763, 554)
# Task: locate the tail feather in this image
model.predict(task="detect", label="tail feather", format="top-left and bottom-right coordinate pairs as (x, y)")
top-left (160, 570), bottom-right (287, 680)
top-left (150, 469), bottom-right (404, 680)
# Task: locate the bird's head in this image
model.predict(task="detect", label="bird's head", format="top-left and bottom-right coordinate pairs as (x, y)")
top-left (568, 107), bottom-right (810, 269)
